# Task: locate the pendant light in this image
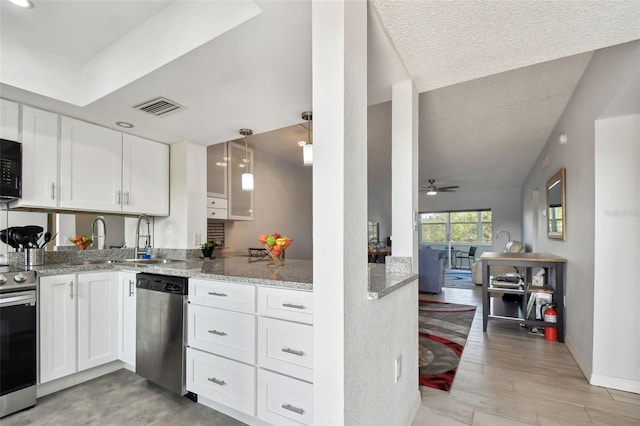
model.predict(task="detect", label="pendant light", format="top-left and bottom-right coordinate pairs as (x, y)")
top-left (239, 128), bottom-right (254, 191)
top-left (301, 111), bottom-right (313, 166)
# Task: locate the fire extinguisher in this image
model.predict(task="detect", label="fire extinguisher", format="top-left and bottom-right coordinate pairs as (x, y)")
top-left (541, 304), bottom-right (557, 341)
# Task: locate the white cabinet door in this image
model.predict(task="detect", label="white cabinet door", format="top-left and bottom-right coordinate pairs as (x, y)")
top-left (60, 117), bottom-right (122, 212)
top-left (18, 106), bottom-right (59, 208)
top-left (122, 134), bottom-right (169, 216)
top-left (0, 99), bottom-right (19, 140)
top-left (77, 272), bottom-right (119, 371)
top-left (39, 274), bottom-right (77, 384)
top-left (119, 271), bottom-right (137, 369)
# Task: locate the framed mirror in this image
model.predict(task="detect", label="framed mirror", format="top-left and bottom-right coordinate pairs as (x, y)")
top-left (546, 167), bottom-right (566, 240)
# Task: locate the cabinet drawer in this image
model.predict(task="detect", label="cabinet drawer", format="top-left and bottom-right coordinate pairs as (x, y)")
top-left (258, 287), bottom-right (313, 324)
top-left (186, 348), bottom-right (255, 416)
top-left (258, 317), bottom-right (313, 382)
top-left (207, 207), bottom-right (228, 220)
top-left (189, 279), bottom-right (256, 313)
top-left (188, 304), bottom-right (256, 363)
top-left (257, 369), bottom-right (313, 426)
top-left (207, 197), bottom-right (228, 209)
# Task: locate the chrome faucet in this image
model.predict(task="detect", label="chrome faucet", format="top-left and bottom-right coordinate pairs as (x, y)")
top-left (91, 217), bottom-right (107, 250)
top-left (134, 214), bottom-right (151, 259)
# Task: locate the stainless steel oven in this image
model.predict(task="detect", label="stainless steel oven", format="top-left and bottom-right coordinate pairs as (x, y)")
top-left (0, 139), bottom-right (22, 201)
top-left (0, 270), bottom-right (37, 418)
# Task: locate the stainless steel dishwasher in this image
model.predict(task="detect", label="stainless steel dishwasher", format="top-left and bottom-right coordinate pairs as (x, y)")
top-left (136, 273), bottom-right (188, 395)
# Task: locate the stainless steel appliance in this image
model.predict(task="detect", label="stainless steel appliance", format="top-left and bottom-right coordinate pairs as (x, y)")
top-left (0, 269), bottom-right (37, 418)
top-left (0, 139), bottom-right (22, 201)
top-left (136, 273), bottom-right (188, 395)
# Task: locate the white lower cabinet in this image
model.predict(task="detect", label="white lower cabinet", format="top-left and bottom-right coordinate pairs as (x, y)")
top-left (39, 274), bottom-right (77, 383)
top-left (186, 348), bottom-right (255, 416)
top-left (39, 272), bottom-right (119, 384)
top-left (187, 280), bottom-right (313, 425)
top-left (118, 271), bottom-right (137, 369)
top-left (257, 369), bottom-right (313, 426)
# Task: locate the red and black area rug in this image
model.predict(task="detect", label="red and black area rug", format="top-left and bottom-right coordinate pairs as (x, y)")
top-left (418, 297), bottom-right (476, 391)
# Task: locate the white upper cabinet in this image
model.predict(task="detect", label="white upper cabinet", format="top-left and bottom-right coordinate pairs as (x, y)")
top-left (18, 106), bottom-right (59, 208)
top-left (122, 134), bottom-right (169, 216)
top-left (60, 117), bottom-right (123, 212)
top-left (0, 99), bottom-right (19, 140)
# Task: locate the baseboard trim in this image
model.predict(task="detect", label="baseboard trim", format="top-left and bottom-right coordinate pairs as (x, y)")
top-left (590, 374), bottom-right (640, 394)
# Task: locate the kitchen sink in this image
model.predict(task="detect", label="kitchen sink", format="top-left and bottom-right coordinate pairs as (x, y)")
top-left (66, 260), bottom-right (114, 266)
top-left (112, 258), bottom-right (181, 265)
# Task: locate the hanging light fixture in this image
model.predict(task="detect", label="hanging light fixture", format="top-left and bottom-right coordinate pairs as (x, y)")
top-left (239, 128), bottom-right (254, 191)
top-left (301, 111), bottom-right (313, 166)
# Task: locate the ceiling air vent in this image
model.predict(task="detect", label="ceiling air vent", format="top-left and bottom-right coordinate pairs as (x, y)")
top-left (134, 97), bottom-right (183, 117)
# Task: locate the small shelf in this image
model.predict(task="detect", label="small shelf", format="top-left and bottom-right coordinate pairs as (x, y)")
top-left (480, 252), bottom-right (566, 342)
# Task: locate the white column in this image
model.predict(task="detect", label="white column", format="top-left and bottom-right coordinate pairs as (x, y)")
top-left (391, 80), bottom-right (419, 270)
top-left (312, 0), bottom-right (368, 424)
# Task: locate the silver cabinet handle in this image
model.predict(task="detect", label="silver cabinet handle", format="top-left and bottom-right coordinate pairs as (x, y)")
top-left (208, 329), bottom-right (227, 336)
top-left (207, 377), bottom-right (226, 386)
top-left (69, 281), bottom-right (74, 299)
top-left (282, 404), bottom-right (305, 415)
top-left (116, 191), bottom-right (121, 205)
top-left (283, 303), bottom-right (305, 309)
top-left (208, 292), bottom-right (227, 297)
top-left (50, 182), bottom-right (56, 200)
top-left (282, 348), bottom-right (305, 356)
top-left (129, 280), bottom-right (134, 297)
top-left (124, 192), bottom-right (130, 206)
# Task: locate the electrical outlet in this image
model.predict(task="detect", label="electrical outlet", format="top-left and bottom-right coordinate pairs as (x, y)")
top-left (394, 356), bottom-right (401, 383)
top-left (193, 233), bottom-right (201, 246)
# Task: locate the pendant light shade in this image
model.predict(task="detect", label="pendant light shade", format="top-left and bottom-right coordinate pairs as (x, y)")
top-left (301, 111), bottom-right (313, 166)
top-left (242, 172), bottom-right (254, 191)
top-left (239, 128), bottom-right (254, 191)
top-left (303, 143), bottom-right (313, 166)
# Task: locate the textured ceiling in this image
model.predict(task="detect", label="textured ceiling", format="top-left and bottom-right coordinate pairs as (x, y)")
top-left (371, 0), bottom-right (640, 92)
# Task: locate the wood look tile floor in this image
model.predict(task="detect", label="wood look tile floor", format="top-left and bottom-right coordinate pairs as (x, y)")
top-left (413, 286), bottom-right (640, 426)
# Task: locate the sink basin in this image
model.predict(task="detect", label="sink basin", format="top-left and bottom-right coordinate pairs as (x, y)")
top-left (112, 258), bottom-right (180, 265)
top-left (66, 260), bottom-right (114, 266)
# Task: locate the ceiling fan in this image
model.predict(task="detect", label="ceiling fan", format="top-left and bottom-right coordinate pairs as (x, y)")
top-left (420, 179), bottom-right (459, 195)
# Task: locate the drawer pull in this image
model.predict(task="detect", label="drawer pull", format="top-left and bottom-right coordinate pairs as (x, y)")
top-left (207, 377), bottom-right (226, 386)
top-left (208, 329), bottom-right (227, 336)
top-left (282, 348), bottom-right (305, 356)
top-left (282, 404), bottom-right (305, 415)
top-left (282, 303), bottom-right (305, 310)
top-left (208, 292), bottom-right (228, 297)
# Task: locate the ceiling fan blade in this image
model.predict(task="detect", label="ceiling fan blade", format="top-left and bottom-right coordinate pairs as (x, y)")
top-left (438, 185), bottom-right (459, 191)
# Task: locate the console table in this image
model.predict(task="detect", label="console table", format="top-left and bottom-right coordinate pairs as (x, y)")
top-left (480, 252), bottom-right (566, 342)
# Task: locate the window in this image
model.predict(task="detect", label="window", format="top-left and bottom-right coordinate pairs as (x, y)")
top-left (419, 210), bottom-right (492, 245)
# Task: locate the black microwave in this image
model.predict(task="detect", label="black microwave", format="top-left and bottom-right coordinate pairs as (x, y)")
top-left (0, 139), bottom-right (22, 201)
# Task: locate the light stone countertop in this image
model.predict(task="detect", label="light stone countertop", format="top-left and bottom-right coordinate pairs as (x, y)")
top-left (30, 255), bottom-right (417, 297)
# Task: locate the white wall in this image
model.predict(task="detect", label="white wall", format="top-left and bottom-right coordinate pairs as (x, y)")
top-left (313, 2), bottom-right (420, 424)
top-left (155, 141), bottom-right (207, 249)
top-left (223, 148), bottom-right (313, 259)
top-left (521, 40), bottom-right (640, 384)
top-left (593, 114), bottom-right (639, 393)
